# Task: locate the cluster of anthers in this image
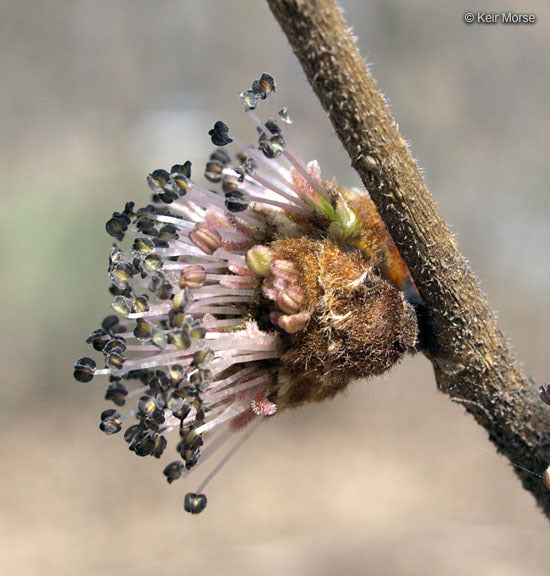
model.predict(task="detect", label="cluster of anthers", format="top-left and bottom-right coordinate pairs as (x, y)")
top-left (74, 74), bottom-right (421, 514)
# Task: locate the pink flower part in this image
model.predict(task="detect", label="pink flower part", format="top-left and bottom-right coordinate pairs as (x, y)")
top-left (229, 263), bottom-right (256, 277)
top-left (270, 258), bottom-right (299, 283)
top-left (290, 159), bottom-right (322, 202)
top-left (251, 389), bottom-right (278, 416)
top-left (225, 213), bottom-right (256, 240)
top-left (277, 310), bottom-right (311, 334)
top-left (261, 277), bottom-right (278, 301)
top-left (189, 222), bottom-right (222, 255)
top-left (230, 408), bottom-right (256, 431)
top-left (272, 275), bottom-right (289, 294)
top-left (222, 238), bottom-right (255, 252)
top-left (243, 320), bottom-right (266, 340)
top-left (204, 208), bottom-right (230, 230)
top-left (219, 274), bottom-right (258, 289)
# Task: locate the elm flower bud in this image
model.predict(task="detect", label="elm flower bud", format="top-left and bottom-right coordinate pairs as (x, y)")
top-left (73, 73), bottom-right (421, 515)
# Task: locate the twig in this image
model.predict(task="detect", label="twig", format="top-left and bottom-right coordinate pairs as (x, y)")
top-left (266, 0), bottom-right (550, 517)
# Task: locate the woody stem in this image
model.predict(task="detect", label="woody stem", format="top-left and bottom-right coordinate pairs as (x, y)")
top-left (266, 0), bottom-right (550, 519)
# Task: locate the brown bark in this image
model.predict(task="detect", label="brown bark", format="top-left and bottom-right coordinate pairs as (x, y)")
top-left (266, 0), bottom-right (550, 517)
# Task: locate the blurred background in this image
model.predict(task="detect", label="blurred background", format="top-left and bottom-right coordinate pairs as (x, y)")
top-left (1, 1), bottom-right (549, 574)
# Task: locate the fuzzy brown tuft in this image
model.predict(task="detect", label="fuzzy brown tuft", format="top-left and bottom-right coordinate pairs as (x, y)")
top-left (270, 237), bottom-right (418, 408)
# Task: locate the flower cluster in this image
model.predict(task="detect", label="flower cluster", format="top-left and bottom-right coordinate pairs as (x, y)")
top-left (74, 74), bottom-right (420, 514)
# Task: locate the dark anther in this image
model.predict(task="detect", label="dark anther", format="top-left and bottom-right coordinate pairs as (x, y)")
top-left (170, 163), bottom-right (191, 196)
top-left (99, 409), bottom-right (122, 435)
top-left (259, 73), bottom-right (276, 94)
top-left (137, 395), bottom-right (165, 426)
top-left (187, 321), bottom-right (206, 342)
top-left (183, 448), bottom-right (201, 470)
top-left (158, 189), bottom-right (179, 204)
top-left (132, 294), bottom-right (150, 314)
top-left (147, 271), bottom-right (165, 292)
top-left (181, 429), bottom-right (204, 451)
top-left (133, 434), bottom-right (155, 457)
top-left (163, 461), bottom-right (184, 484)
top-left (149, 371), bottom-right (170, 394)
top-left (222, 174), bottom-right (239, 194)
top-left (122, 201), bottom-right (136, 218)
top-left (105, 351), bottom-right (126, 370)
top-left (225, 190), bottom-right (248, 213)
top-left (209, 121), bottom-right (233, 146)
top-left (265, 119), bottom-right (281, 135)
top-left (109, 284), bottom-right (132, 297)
top-left (157, 280), bottom-right (173, 301)
top-left (171, 161), bottom-right (191, 178)
top-left (184, 492), bottom-right (207, 514)
top-left (151, 327), bottom-right (168, 350)
top-left (134, 319), bottom-right (153, 341)
top-left (168, 364), bottom-right (185, 384)
top-left (74, 357), bottom-right (96, 382)
top-left (152, 435), bottom-right (167, 458)
top-left (239, 90), bottom-right (260, 110)
top-left (147, 169), bottom-right (171, 194)
top-left (102, 315), bottom-right (124, 333)
top-left (204, 160), bottom-right (224, 183)
top-left (167, 391), bottom-right (190, 420)
top-left (102, 336), bottom-right (127, 356)
top-left (172, 289), bottom-right (191, 312)
top-left (136, 215), bottom-right (156, 233)
top-left (136, 214), bottom-right (155, 230)
top-left (86, 329), bottom-right (111, 352)
top-left (210, 148), bottom-right (231, 165)
top-left (109, 262), bottom-right (134, 290)
top-left (124, 424), bottom-right (141, 445)
top-left (140, 253), bottom-right (163, 276)
top-left (132, 237), bottom-right (155, 257)
top-left (258, 134), bottom-right (285, 159)
top-left (109, 246), bottom-right (128, 266)
top-left (111, 295), bottom-right (132, 316)
top-left (106, 211), bottom-right (131, 241)
top-left (189, 369), bottom-right (213, 393)
top-left (105, 381), bottom-right (128, 406)
top-left (158, 224), bottom-right (178, 243)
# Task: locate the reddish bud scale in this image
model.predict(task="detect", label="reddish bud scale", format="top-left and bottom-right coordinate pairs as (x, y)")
top-left (328, 183), bottom-right (419, 298)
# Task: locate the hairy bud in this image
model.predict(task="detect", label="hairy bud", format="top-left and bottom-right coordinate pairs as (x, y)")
top-left (268, 238), bottom-right (418, 408)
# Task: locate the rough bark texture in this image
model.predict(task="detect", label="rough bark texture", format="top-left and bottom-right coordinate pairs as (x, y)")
top-left (267, 0), bottom-right (550, 517)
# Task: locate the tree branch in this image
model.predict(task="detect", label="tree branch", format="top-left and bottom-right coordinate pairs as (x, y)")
top-left (266, 0), bottom-right (550, 517)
